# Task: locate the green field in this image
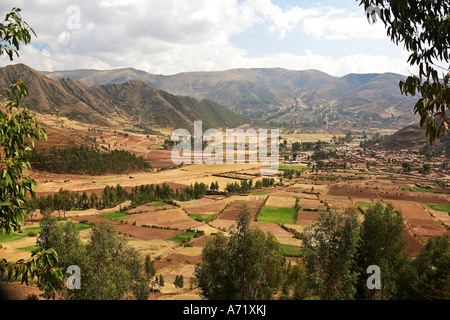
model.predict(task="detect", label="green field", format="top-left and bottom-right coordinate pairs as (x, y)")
top-left (74, 223), bottom-right (91, 232)
top-left (401, 187), bottom-right (434, 193)
top-left (253, 191), bottom-right (272, 195)
top-left (356, 201), bottom-right (375, 208)
top-left (23, 226), bottom-right (41, 234)
top-left (18, 245), bottom-right (38, 253)
top-left (278, 165), bottom-right (307, 172)
top-left (0, 233), bottom-right (27, 243)
top-left (258, 206), bottom-right (296, 224)
top-left (427, 204), bottom-right (450, 212)
top-left (150, 202), bottom-right (167, 207)
top-left (280, 244), bottom-right (303, 258)
top-left (169, 231), bottom-right (197, 243)
top-left (189, 214), bottom-right (218, 222)
top-left (99, 212), bottom-right (129, 219)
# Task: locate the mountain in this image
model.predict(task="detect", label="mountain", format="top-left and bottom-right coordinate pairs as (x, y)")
top-left (42, 66), bottom-right (419, 128)
top-left (375, 124), bottom-right (430, 150)
top-left (0, 64), bottom-right (111, 126)
top-left (1, 64), bottom-right (245, 130)
top-left (43, 67), bottom-right (337, 112)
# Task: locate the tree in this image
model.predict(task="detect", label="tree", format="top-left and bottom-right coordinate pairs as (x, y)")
top-left (0, 7), bottom-right (61, 296)
top-left (301, 208), bottom-right (360, 300)
top-left (355, 203), bottom-right (411, 300)
top-left (359, 0), bottom-right (449, 143)
top-left (195, 208), bottom-right (286, 300)
top-left (69, 222), bottom-right (149, 300)
top-left (144, 254), bottom-right (156, 282)
top-left (174, 274), bottom-right (184, 293)
top-left (36, 214), bottom-right (85, 299)
top-left (412, 235), bottom-right (450, 299)
top-left (280, 262), bottom-right (312, 300)
top-left (0, 10), bottom-right (45, 233)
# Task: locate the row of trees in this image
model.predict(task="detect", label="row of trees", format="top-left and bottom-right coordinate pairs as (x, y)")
top-left (25, 176), bottom-right (279, 220)
top-left (129, 182), bottom-right (208, 205)
top-left (224, 178), bottom-right (276, 194)
top-left (24, 182), bottom-right (210, 219)
top-left (195, 203), bottom-right (449, 300)
top-left (30, 145), bottom-right (152, 175)
top-left (25, 185), bottom-right (130, 218)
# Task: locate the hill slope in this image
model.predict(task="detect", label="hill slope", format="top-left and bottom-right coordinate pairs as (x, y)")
top-left (375, 124), bottom-right (430, 150)
top-left (43, 67), bottom-right (416, 115)
top-left (1, 64), bottom-right (245, 130)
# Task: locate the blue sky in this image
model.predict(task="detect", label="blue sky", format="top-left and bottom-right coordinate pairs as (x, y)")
top-left (0, 0), bottom-right (414, 76)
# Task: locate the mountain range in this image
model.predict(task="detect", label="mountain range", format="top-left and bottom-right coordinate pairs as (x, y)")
top-left (42, 66), bottom-right (418, 122)
top-left (0, 64), bottom-right (245, 130)
top-left (1, 63), bottom-right (419, 132)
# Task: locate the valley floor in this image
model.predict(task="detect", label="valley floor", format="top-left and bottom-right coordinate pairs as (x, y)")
top-left (2, 161), bottom-right (449, 300)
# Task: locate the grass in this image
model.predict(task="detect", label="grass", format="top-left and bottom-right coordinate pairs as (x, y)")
top-left (258, 206), bottom-right (296, 224)
top-left (427, 204), bottom-right (450, 212)
top-left (169, 231), bottom-right (197, 243)
top-left (253, 191), bottom-right (272, 195)
top-left (18, 245), bottom-right (38, 253)
top-left (279, 244), bottom-right (303, 258)
top-left (356, 201), bottom-right (375, 208)
top-left (278, 165), bottom-right (307, 172)
top-left (150, 144), bottom-right (165, 150)
top-left (234, 200), bottom-right (246, 203)
top-left (99, 212), bottom-right (129, 219)
top-left (0, 233), bottom-right (27, 243)
top-left (149, 202), bottom-right (167, 207)
top-left (401, 187), bottom-right (434, 193)
top-left (75, 223), bottom-right (91, 231)
top-left (23, 227), bottom-right (41, 234)
top-left (189, 214), bottom-right (218, 222)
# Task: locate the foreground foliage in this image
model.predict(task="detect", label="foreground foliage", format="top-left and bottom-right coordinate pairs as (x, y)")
top-left (360, 0), bottom-right (450, 143)
top-left (0, 7), bottom-right (62, 295)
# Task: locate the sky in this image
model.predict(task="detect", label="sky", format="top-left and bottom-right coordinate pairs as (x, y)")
top-left (0, 0), bottom-right (417, 77)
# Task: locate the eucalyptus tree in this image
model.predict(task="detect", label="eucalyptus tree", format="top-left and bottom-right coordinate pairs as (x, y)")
top-left (359, 0), bottom-right (450, 143)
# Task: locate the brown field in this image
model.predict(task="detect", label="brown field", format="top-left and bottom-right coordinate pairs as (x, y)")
top-left (298, 199), bottom-right (325, 210)
top-left (127, 204), bottom-right (176, 214)
top-left (254, 222), bottom-right (302, 246)
top-left (183, 202), bottom-right (228, 214)
top-left (122, 208), bottom-right (204, 230)
top-left (329, 184), bottom-right (381, 199)
top-left (402, 230), bottom-right (423, 257)
top-left (265, 195), bottom-right (296, 208)
top-left (297, 210), bottom-right (321, 224)
top-left (387, 200), bottom-right (449, 243)
top-left (117, 224), bottom-right (182, 240)
top-left (218, 200), bottom-right (264, 221)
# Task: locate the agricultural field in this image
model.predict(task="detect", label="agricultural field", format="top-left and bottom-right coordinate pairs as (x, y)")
top-left (2, 117), bottom-right (450, 300)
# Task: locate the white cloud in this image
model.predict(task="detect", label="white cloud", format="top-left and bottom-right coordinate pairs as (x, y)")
top-left (301, 9), bottom-right (387, 40)
top-left (0, 0), bottom-right (413, 77)
top-left (248, 49), bottom-right (415, 77)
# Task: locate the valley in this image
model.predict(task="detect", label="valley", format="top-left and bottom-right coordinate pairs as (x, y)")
top-left (1, 106), bottom-right (449, 300)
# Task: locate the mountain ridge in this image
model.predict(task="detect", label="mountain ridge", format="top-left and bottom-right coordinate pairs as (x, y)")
top-left (0, 64), bottom-right (246, 130)
top-left (40, 66), bottom-right (417, 123)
